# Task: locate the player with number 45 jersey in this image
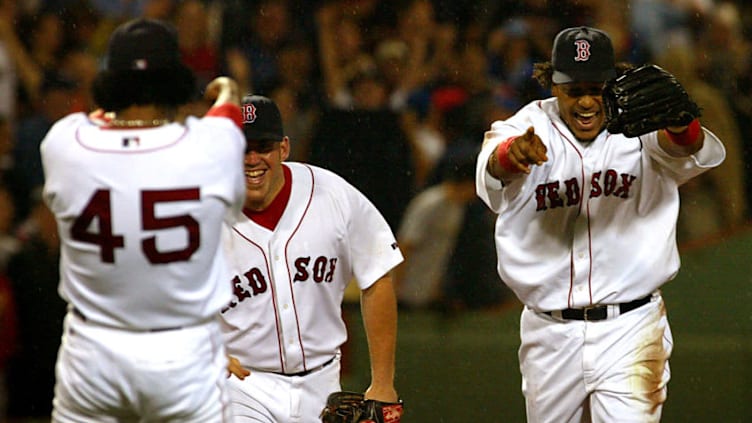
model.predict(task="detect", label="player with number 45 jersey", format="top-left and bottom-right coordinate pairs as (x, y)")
top-left (41, 18), bottom-right (245, 422)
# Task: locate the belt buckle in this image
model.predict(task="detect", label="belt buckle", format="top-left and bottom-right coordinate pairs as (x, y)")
top-left (582, 305), bottom-right (605, 321)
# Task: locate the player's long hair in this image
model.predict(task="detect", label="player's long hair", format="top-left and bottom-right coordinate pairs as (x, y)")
top-left (532, 62), bottom-right (635, 89)
top-left (92, 66), bottom-right (197, 112)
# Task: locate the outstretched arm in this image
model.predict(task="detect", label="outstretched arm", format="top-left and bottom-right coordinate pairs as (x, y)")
top-left (360, 274), bottom-right (399, 403)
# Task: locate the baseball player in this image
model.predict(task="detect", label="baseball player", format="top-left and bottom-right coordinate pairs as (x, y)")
top-left (41, 18), bottom-right (246, 422)
top-left (476, 27), bottom-right (726, 422)
top-left (220, 95), bottom-right (403, 423)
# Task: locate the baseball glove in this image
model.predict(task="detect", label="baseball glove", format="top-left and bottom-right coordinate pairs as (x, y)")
top-left (320, 391), bottom-right (404, 423)
top-left (602, 64), bottom-right (701, 138)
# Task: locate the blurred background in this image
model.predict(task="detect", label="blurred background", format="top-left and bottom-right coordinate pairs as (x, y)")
top-left (0, 0), bottom-right (750, 421)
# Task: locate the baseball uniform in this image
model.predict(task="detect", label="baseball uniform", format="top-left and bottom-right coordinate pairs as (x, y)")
top-left (476, 97), bottom-right (725, 421)
top-left (220, 162), bottom-right (403, 422)
top-left (42, 111), bottom-right (245, 422)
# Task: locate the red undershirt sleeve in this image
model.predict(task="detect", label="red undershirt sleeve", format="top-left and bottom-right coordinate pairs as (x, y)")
top-left (206, 103), bottom-right (243, 129)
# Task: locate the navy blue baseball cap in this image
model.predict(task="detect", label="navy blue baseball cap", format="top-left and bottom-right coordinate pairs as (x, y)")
top-left (551, 26), bottom-right (616, 84)
top-left (241, 95), bottom-right (284, 142)
top-left (105, 18), bottom-right (184, 71)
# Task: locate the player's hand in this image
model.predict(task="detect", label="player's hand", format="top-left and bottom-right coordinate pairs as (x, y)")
top-left (506, 126), bottom-right (548, 174)
top-left (364, 384), bottom-right (399, 403)
top-left (88, 108), bottom-right (114, 126)
top-left (204, 76), bottom-right (241, 106)
top-left (226, 355), bottom-right (251, 380)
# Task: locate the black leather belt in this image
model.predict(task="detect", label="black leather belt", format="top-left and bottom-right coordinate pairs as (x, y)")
top-left (72, 307), bottom-right (184, 332)
top-left (544, 295), bottom-right (652, 321)
top-left (276, 356), bottom-right (336, 377)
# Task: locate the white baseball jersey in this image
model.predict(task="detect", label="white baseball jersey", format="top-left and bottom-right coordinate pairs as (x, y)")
top-left (41, 112), bottom-right (246, 330)
top-left (220, 162), bottom-right (403, 374)
top-left (476, 98), bottom-right (725, 312)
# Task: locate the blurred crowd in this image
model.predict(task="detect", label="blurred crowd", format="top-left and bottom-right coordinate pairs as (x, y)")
top-left (1, 0), bottom-right (751, 420)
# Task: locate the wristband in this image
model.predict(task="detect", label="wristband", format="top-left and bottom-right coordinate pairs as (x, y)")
top-left (665, 118), bottom-right (700, 146)
top-left (495, 136), bottom-right (521, 174)
top-left (206, 103), bottom-right (243, 129)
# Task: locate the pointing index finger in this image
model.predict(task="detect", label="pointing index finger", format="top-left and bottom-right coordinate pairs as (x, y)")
top-left (522, 126), bottom-right (535, 141)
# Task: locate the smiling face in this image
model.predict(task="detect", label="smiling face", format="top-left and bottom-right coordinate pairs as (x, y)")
top-left (552, 82), bottom-right (607, 142)
top-left (243, 137), bottom-right (290, 211)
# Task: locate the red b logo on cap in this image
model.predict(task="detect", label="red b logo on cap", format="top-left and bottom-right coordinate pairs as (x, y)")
top-left (242, 103), bottom-right (257, 124)
top-left (574, 39), bottom-right (591, 62)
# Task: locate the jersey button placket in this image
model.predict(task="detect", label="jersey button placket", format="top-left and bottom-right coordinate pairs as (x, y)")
top-left (571, 213), bottom-right (591, 303)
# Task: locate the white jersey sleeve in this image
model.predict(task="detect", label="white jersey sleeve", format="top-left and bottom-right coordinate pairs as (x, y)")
top-left (41, 112), bottom-right (246, 330)
top-left (641, 127), bottom-right (726, 185)
top-left (475, 98), bottom-right (726, 311)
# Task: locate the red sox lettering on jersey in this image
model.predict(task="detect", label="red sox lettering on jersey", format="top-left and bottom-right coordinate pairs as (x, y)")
top-left (220, 162), bottom-right (403, 374)
top-left (534, 170), bottom-right (637, 211)
top-left (222, 255), bottom-right (338, 312)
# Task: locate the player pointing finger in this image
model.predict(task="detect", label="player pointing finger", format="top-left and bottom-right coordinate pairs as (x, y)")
top-left (487, 126), bottom-right (548, 179)
top-left (476, 26), bottom-right (727, 422)
top-left (508, 127), bottom-right (548, 172)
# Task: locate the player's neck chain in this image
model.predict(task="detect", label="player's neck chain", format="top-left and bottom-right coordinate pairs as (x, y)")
top-left (108, 118), bottom-right (171, 128)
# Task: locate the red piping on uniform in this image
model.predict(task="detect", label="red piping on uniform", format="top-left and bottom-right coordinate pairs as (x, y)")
top-left (232, 227), bottom-right (285, 371)
top-left (569, 252), bottom-right (575, 308)
top-left (284, 164), bottom-right (315, 371)
top-left (554, 121), bottom-right (587, 308)
top-left (586, 196), bottom-right (594, 304)
top-left (76, 125), bottom-right (189, 154)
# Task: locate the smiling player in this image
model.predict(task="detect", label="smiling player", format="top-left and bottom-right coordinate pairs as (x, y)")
top-left (220, 95), bottom-right (403, 423)
top-left (476, 26), bottom-right (726, 422)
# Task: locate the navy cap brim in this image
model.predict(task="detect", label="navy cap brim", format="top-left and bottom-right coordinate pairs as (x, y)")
top-left (242, 129), bottom-right (283, 142)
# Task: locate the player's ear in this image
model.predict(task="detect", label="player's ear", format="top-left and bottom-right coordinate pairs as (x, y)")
top-left (280, 136), bottom-right (291, 161)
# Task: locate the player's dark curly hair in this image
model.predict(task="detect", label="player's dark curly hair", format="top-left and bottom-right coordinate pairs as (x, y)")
top-left (92, 66), bottom-right (197, 112)
top-left (532, 62), bottom-right (636, 89)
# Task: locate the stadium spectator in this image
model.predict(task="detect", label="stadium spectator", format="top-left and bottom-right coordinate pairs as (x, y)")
top-left (309, 62), bottom-right (416, 231)
top-left (225, 0), bottom-right (295, 95)
top-left (174, 0), bottom-right (221, 90)
top-left (12, 74), bottom-right (76, 222)
top-left (5, 187), bottom-right (64, 420)
top-left (0, 183), bottom-right (18, 422)
top-left (656, 43), bottom-right (748, 242)
top-left (396, 141), bottom-right (514, 312)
